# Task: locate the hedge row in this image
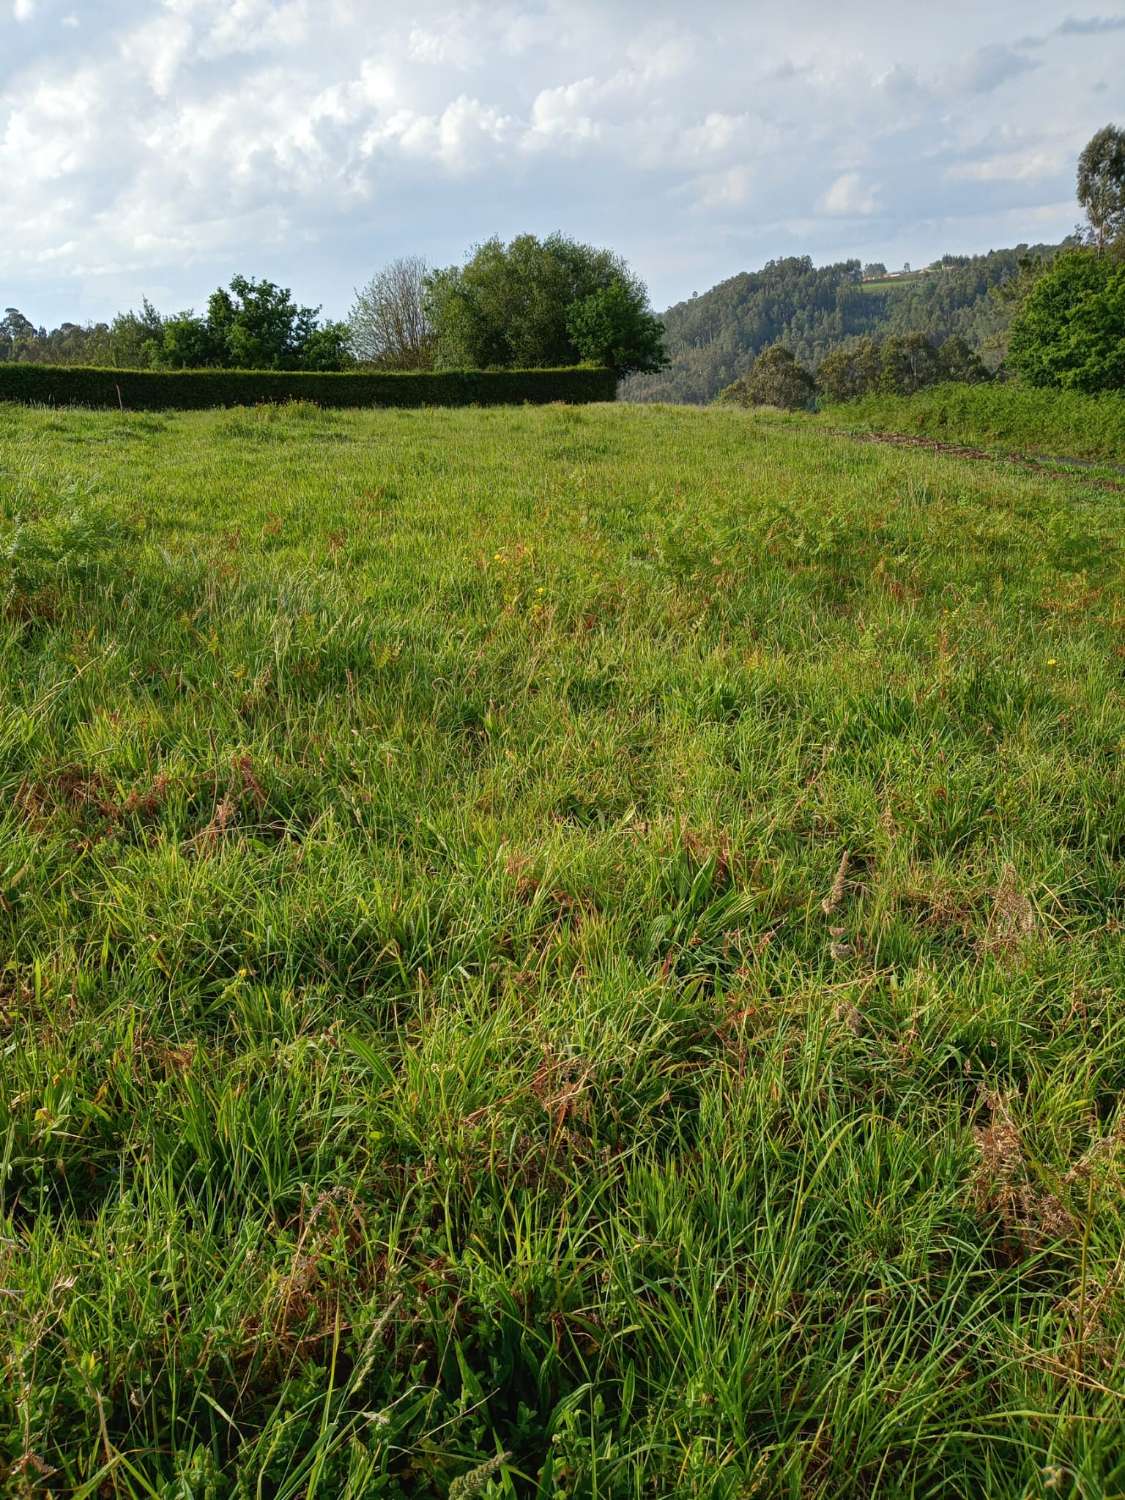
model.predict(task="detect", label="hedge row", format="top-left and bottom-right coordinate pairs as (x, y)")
top-left (0, 363), bottom-right (617, 411)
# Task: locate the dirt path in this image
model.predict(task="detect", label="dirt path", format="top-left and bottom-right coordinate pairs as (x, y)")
top-left (834, 428), bottom-right (1125, 492)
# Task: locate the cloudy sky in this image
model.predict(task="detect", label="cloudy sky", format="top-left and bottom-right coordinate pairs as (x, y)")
top-left (3, 0), bottom-right (1123, 326)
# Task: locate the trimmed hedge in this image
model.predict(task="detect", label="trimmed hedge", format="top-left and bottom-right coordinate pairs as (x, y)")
top-left (0, 363), bottom-right (617, 411)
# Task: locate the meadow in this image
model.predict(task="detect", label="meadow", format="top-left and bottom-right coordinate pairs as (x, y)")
top-left (815, 383), bottom-right (1125, 468)
top-left (0, 398), bottom-right (1122, 1497)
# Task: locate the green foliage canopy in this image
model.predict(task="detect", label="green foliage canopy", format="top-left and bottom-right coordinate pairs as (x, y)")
top-left (1008, 250), bottom-right (1125, 392)
top-left (717, 345), bottom-right (817, 409)
top-left (1, 280), bottom-right (351, 372)
top-left (153, 275), bottom-right (352, 371)
top-left (2, 306), bottom-right (112, 366)
top-left (815, 334), bottom-right (988, 404)
top-left (565, 279), bottom-right (667, 378)
top-left (1077, 124), bottom-right (1125, 251)
top-left (108, 299), bottom-right (167, 368)
top-left (816, 339), bottom-right (885, 403)
top-left (427, 234), bottom-right (665, 377)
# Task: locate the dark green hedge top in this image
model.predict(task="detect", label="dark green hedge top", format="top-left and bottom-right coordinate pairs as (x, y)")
top-left (0, 364), bottom-right (617, 410)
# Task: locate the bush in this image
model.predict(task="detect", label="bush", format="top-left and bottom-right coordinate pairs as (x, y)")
top-left (936, 336), bottom-right (991, 386)
top-left (1008, 249), bottom-right (1125, 393)
top-left (878, 332), bottom-right (944, 396)
top-left (717, 346), bottom-right (816, 410)
top-left (816, 340), bottom-right (884, 403)
top-left (0, 364), bottom-right (617, 411)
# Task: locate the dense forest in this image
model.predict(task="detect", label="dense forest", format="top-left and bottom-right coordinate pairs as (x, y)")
top-left (623, 244), bottom-right (1063, 404)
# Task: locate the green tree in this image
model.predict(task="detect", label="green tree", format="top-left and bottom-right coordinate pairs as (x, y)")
top-left (1008, 249), bottom-right (1125, 391)
top-left (153, 315), bottom-right (224, 369)
top-left (879, 332), bottom-right (942, 395)
top-left (299, 321), bottom-right (354, 371)
top-left (206, 275), bottom-right (321, 369)
top-left (0, 310), bottom-right (118, 366)
top-left (1, 308), bottom-right (39, 361)
top-left (717, 345), bottom-right (816, 410)
top-left (427, 234), bottom-right (664, 374)
top-left (39, 321), bottom-right (112, 365)
top-left (937, 335), bottom-right (990, 384)
top-left (108, 299), bottom-right (166, 367)
top-left (1077, 124), bottom-right (1125, 252)
top-left (817, 334), bottom-right (987, 404)
top-left (565, 280), bottom-right (666, 377)
top-left (983, 252), bottom-right (1054, 368)
top-left (816, 338), bottom-right (882, 402)
top-left (149, 276), bottom-right (350, 371)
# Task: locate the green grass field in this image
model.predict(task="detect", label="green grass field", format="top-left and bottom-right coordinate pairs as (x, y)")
top-left (816, 383), bottom-right (1125, 468)
top-left (1, 399), bottom-right (1123, 1498)
top-left (856, 275), bottom-right (927, 295)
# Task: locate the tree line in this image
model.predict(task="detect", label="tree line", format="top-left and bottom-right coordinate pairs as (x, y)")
top-left (717, 334), bottom-right (991, 411)
top-left (3, 126), bottom-right (1121, 398)
top-left (1, 234), bottom-right (667, 380)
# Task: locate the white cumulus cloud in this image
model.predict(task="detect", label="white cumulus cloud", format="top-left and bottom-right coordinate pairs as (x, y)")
top-left (1, 0), bottom-right (1120, 325)
top-left (821, 172), bottom-right (879, 216)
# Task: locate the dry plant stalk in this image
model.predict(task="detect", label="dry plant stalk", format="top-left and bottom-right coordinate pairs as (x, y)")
top-left (822, 850), bottom-right (850, 915)
top-left (980, 861), bottom-right (1036, 955)
top-left (972, 1089), bottom-right (1075, 1251)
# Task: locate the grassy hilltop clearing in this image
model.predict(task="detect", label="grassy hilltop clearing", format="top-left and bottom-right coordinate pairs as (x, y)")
top-left (1, 399), bottom-right (1123, 1496)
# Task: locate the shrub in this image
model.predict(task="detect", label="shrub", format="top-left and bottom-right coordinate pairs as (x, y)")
top-left (817, 339), bottom-right (884, 403)
top-left (717, 346), bottom-right (816, 410)
top-left (936, 336), bottom-right (990, 385)
top-left (1008, 249), bottom-right (1125, 393)
top-left (0, 364), bottom-right (617, 411)
top-left (878, 332), bottom-right (944, 396)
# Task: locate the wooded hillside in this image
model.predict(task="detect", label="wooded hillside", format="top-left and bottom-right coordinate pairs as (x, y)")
top-left (624, 245), bottom-right (1061, 404)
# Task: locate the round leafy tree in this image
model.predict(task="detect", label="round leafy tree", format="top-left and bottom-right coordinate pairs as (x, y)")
top-left (1008, 250), bottom-right (1125, 392)
top-left (718, 345), bottom-right (817, 410)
